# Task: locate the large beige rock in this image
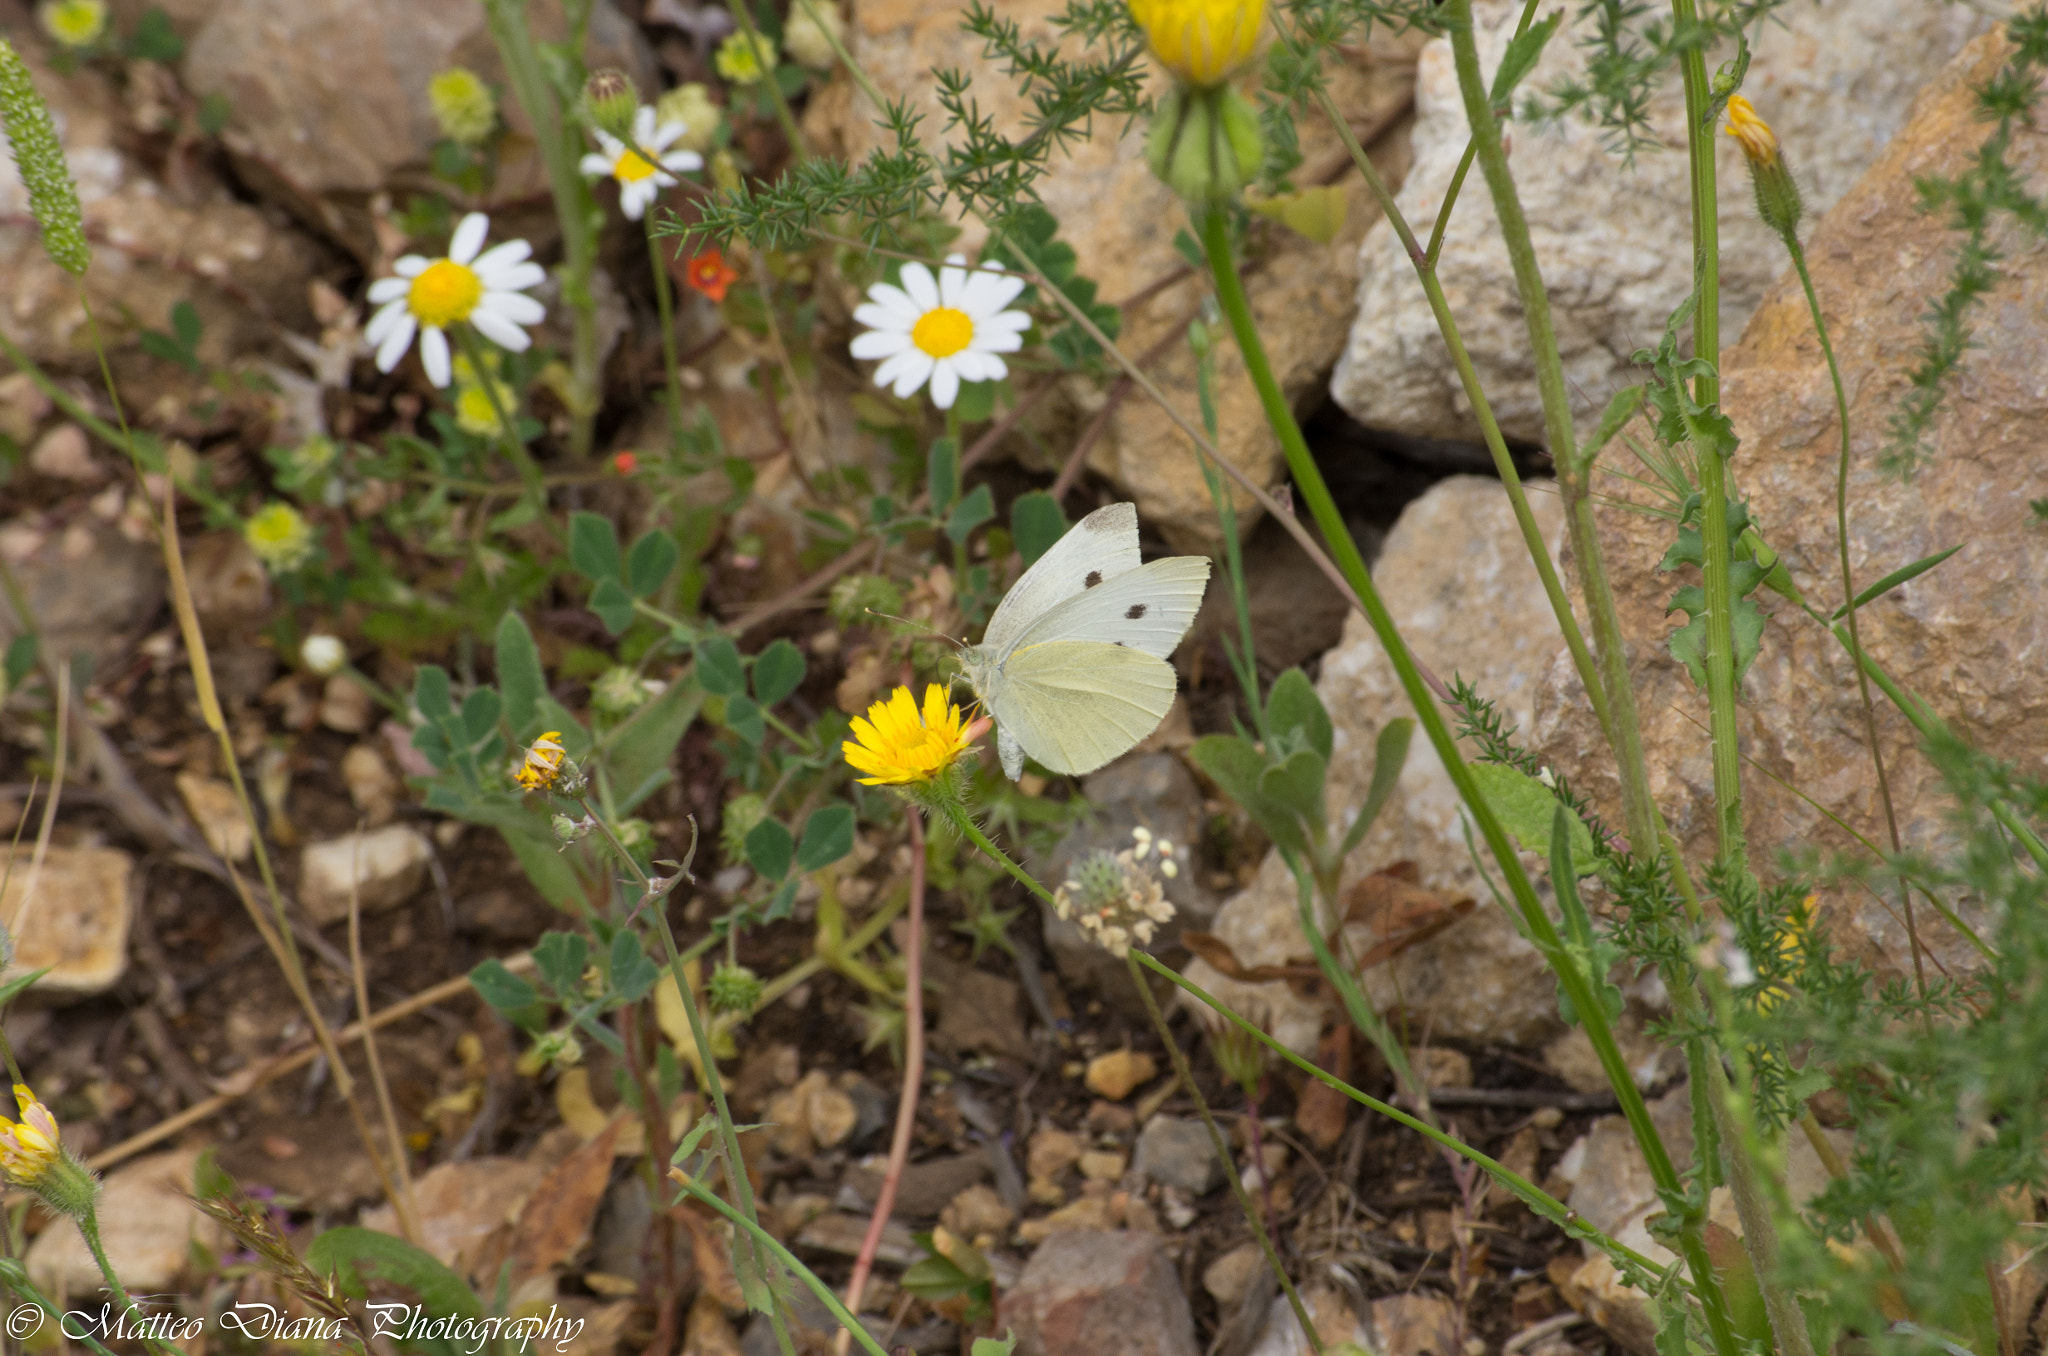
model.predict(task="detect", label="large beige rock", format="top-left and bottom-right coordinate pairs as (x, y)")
top-left (821, 0), bottom-right (1419, 547)
top-left (299, 825), bottom-right (432, 924)
top-left (1531, 26), bottom-right (2048, 976)
top-left (1183, 477), bottom-right (1571, 1051)
top-left (26, 1149), bottom-right (223, 1299)
top-left (1331, 1), bottom-right (2005, 451)
top-left (0, 515), bottom-right (159, 672)
top-left (0, 845), bottom-right (134, 996)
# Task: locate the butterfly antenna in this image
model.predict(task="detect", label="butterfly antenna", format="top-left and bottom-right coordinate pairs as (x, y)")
top-left (863, 608), bottom-right (962, 646)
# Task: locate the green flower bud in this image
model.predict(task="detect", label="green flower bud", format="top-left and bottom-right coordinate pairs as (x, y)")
top-left (1146, 85), bottom-right (1263, 206)
top-left (706, 963), bottom-right (764, 1015)
top-left (0, 40), bottom-right (89, 275)
top-left (584, 68), bottom-right (639, 142)
top-left (551, 813), bottom-right (592, 843)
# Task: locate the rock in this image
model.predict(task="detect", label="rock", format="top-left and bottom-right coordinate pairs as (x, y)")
top-left (28, 425), bottom-right (98, 482)
top-left (1184, 476), bottom-right (1571, 1052)
top-left (794, 1211), bottom-right (920, 1267)
top-left (1132, 1115), bottom-right (1220, 1196)
top-left (0, 372), bottom-right (51, 445)
top-left (176, 771), bottom-right (252, 862)
top-left (941, 1183), bottom-right (1016, 1246)
top-left (358, 1156), bottom-right (547, 1283)
top-left (25, 1149), bottom-right (223, 1299)
top-left (842, 1151), bottom-right (991, 1219)
top-left (1000, 1229), bottom-right (1198, 1356)
top-left (1078, 1150), bottom-right (1126, 1182)
top-left (822, 0), bottom-right (1420, 546)
top-left (181, 532), bottom-right (271, 630)
top-left (0, 516), bottom-right (160, 672)
top-left (1364, 1294), bottom-right (1463, 1356)
top-left (587, 1173), bottom-right (652, 1286)
top-left (318, 674), bottom-right (375, 733)
top-left (1330, 1), bottom-right (2002, 450)
top-left (182, 0), bottom-right (658, 196)
top-left (341, 743), bottom-right (399, 826)
top-left (928, 951), bottom-right (1031, 1060)
top-left (1037, 754), bottom-right (1217, 1008)
top-left (764, 1069), bottom-right (860, 1156)
top-left (1027, 1125), bottom-right (1084, 1188)
top-left (298, 825), bottom-right (431, 923)
top-left (1410, 1046), bottom-right (1471, 1090)
top-left (1083, 1048), bottom-right (1157, 1101)
top-left (0, 845), bottom-right (133, 996)
top-left (1203, 1242), bottom-right (1266, 1307)
top-left (1530, 26), bottom-right (2048, 976)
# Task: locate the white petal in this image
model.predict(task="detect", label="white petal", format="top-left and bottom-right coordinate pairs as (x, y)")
top-left (419, 326), bottom-right (452, 387)
top-left (850, 328), bottom-right (912, 360)
top-left (876, 349), bottom-right (932, 397)
top-left (580, 152), bottom-right (613, 178)
top-left (976, 328), bottom-right (1024, 354)
top-left (661, 150), bottom-right (703, 173)
top-left (928, 359), bottom-right (960, 410)
top-left (472, 239), bottom-right (532, 279)
top-left (448, 213), bottom-right (490, 265)
top-left (899, 262), bottom-right (939, 313)
top-left (482, 261), bottom-right (547, 293)
top-left (621, 182), bottom-right (649, 220)
top-left (943, 252), bottom-right (967, 266)
top-left (852, 301), bottom-right (910, 333)
top-left (374, 312), bottom-right (417, 373)
top-left (393, 255), bottom-right (430, 278)
top-left (951, 349), bottom-right (1005, 383)
top-left (970, 269), bottom-right (1027, 313)
top-left (651, 121), bottom-right (688, 151)
top-left (859, 283), bottom-right (920, 328)
top-left (975, 311), bottom-right (1032, 337)
top-left (593, 130), bottom-right (625, 158)
top-left (367, 276), bottom-right (409, 304)
top-left (632, 106), bottom-right (656, 145)
top-left (365, 296), bottom-right (406, 344)
top-left (938, 261), bottom-right (969, 309)
top-left (481, 290), bottom-right (546, 325)
top-left (471, 308), bottom-right (531, 352)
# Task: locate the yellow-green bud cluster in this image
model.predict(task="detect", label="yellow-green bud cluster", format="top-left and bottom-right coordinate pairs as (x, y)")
top-left (1146, 85), bottom-right (1263, 205)
top-left (428, 67), bottom-right (497, 150)
top-left (706, 962), bottom-right (764, 1015)
top-left (0, 40), bottom-right (88, 275)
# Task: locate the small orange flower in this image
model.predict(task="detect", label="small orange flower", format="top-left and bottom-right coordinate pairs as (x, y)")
top-left (611, 450), bottom-right (639, 475)
top-left (685, 250), bottom-right (740, 303)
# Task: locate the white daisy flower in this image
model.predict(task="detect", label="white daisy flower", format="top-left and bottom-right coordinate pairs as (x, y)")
top-left (850, 254), bottom-right (1029, 410)
top-left (364, 213), bottom-right (546, 389)
top-left (579, 105), bottom-right (703, 221)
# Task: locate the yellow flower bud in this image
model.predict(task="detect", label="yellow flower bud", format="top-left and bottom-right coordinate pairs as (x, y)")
top-left (1128, 0), bottom-right (1265, 90)
top-left (1724, 94), bottom-right (1803, 242)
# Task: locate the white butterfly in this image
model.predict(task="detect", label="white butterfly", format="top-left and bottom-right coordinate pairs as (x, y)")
top-left (960, 502), bottom-right (1210, 780)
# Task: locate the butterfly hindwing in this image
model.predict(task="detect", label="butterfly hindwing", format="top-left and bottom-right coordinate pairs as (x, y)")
top-left (989, 640), bottom-right (1178, 776)
top-left (979, 502), bottom-right (1141, 658)
top-left (1014, 555), bottom-right (1210, 660)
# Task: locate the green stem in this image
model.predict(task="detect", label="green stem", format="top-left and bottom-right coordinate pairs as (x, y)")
top-left (454, 326), bottom-right (549, 513)
top-left (1415, 0), bottom-right (1548, 266)
top-left (1197, 195), bottom-right (1740, 1355)
top-left (724, 1), bottom-right (806, 160)
top-left (1788, 239), bottom-right (1927, 1000)
top-left (675, 1178), bottom-right (890, 1356)
top-left (941, 800), bottom-right (1055, 904)
top-left (482, 0), bottom-right (600, 458)
top-left (647, 220), bottom-right (687, 450)
top-left (79, 1211), bottom-right (172, 1353)
top-left (1124, 948), bottom-right (1324, 1356)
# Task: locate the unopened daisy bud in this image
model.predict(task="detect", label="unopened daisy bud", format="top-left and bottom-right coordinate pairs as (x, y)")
top-left (0, 40), bottom-right (89, 275)
top-left (38, 0), bottom-right (106, 49)
top-left (583, 68), bottom-right (640, 142)
top-left (429, 67), bottom-right (497, 149)
top-left (1129, 0), bottom-right (1265, 90)
top-left (300, 634), bottom-right (347, 677)
top-left (1724, 95), bottom-right (1803, 241)
top-left (707, 962), bottom-right (764, 1015)
top-left (784, 1), bottom-right (846, 72)
top-left (1146, 85), bottom-right (1263, 205)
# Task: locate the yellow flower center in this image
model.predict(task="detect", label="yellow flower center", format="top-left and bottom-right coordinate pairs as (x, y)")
top-left (911, 307), bottom-right (974, 359)
top-left (614, 147), bottom-right (659, 183)
top-left (408, 259), bottom-right (484, 329)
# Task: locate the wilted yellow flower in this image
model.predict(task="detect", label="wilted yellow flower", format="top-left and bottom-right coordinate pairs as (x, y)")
top-left (1724, 94), bottom-right (1803, 240)
top-left (38, 0), bottom-right (105, 49)
top-left (842, 685), bottom-right (974, 787)
top-left (1128, 0), bottom-right (1265, 89)
top-left (0, 1083), bottom-right (61, 1186)
top-left (1723, 95), bottom-right (1777, 168)
top-left (244, 502), bottom-right (315, 572)
top-left (430, 67), bottom-right (497, 149)
top-left (516, 731), bottom-right (567, 791)
top-left (714, 30), bottom-right (777, 86)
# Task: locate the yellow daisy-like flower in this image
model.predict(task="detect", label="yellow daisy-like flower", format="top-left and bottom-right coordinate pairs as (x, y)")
top-left (516, 731), bottom-right (568, 791)
top-left (1723, 95), bottom-right (1778, 168)
top-left (1128, 0), bottom-right (1265, 89)
top-left (244, 501), bottom-right (315, 572)
top-left (843, 685), bottom-right (975, 787)
top-left (429, 67), bottom-right (497, 149)
top-left (0, 1083), bottom-right (62, 1187)
top-left (38, 0), bottom-right (106, 49)
top-left (715, 30), bottom-right (777, 86)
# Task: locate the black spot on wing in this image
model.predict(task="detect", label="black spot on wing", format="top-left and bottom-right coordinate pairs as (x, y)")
top-left (1084, 571), bottom-right (1103, 587)
top-left (1125, 603), bottom-right (1147, 619)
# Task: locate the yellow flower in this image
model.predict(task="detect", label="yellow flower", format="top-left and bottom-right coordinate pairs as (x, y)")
top-left (715, 30), bottom-right (777, 86)
top-left (516, 731), bottom-right (567, 791)
top-left (0, 1084), bottom-right (61, 1186)
top-left (244, 501), bottom-right (315, 572)
top-left (1723, 94), bottom-right (1778, 168)
top-left (843, 685), bottom-right (974, 787)
top-left (38, 0), bottom-right (106, 49)
top-left (1128, 0), bottom-right (1265, 89)
top-left (429, 67), bottom-right (497, 149)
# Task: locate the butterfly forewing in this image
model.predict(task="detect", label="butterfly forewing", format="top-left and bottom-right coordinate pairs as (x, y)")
top-left (980, 502), bottom-right (1141, 658)
top-left (1013, 555), bottom-right (1209, 660)
top-left (991, 641), bottom-right (1177, 776)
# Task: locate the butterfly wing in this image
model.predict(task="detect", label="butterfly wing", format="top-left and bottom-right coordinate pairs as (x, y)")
top-left (1014, 555), bottom-right (1211, 660)
top-left (980, 502), bottom-right (1141, 658)
top-left (989, 640), bottom-right (1178, 776)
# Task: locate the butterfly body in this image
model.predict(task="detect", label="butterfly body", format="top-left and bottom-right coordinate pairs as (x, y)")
top-left (960, 503), bottom-right (1209, 779)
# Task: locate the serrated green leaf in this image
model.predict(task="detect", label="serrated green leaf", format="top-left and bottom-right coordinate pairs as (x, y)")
top-left (751, 639), bottom-right (806, 707)
top-left (1467, 761), bottom-right (1596, 874)
top-left (494, 611), bottom-right (544, 738)
top-left (746, 818), bottom-right (794, 881)
top-left (795, 803), bottom-right (855, 872)
top-left (569, 511), bottom-right (622, 583)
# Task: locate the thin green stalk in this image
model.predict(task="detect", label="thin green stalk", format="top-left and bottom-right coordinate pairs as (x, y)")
top-left (675, 1178), bottom-right (890, 1356)
top-left (453, 326), bottom-right (549, 513)
top-left (1124, 948), bottom-right (1324, 1356)
top-left (941, 801), bottom-right (1055, 904)
top-left (1788, 240), bottom-right (1928, 1000)
top-left (648, 219), bottom-right (686, 448)
top-left (1196, 198), bottom-right (1740, 1356)
top-left (724, 1), bottom-right (806, 159)
top-left (79, 1212), bottom-right (173, 1352)
top-left (1416, 0), bottom-right (1551, 266)
top-left (1191, 322), bottom-right (1264, 737)
top-left (481, 0), bottom-right (600, 457)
